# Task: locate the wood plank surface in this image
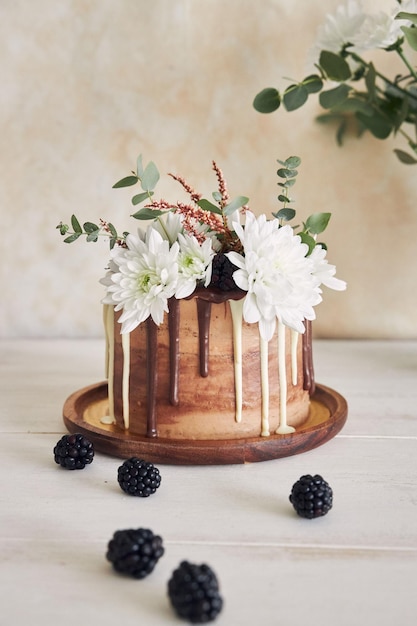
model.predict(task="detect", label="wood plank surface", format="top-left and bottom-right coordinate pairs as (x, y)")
top-left (0, 339), bottom-right (416, 625)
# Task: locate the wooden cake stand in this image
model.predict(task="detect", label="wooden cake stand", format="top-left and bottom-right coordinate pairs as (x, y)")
top-left (62, 382), bottom-right (347, 465)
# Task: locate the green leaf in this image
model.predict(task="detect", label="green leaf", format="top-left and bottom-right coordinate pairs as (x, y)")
top-left (396, 11), bottom-right (417, 25)
top-left (336, 119), bottom-right (348, 146)
top-left (112, 175), bottom-right (139, 188)
top-left (401, 25), bottom-right (417, 51)
top-left (131, 207), bottom-right (165, 220)
top-left (305, 213), bottom-right (331, 235)
top-left (136, 154), bottom-right (144, 177)
top-left (131, 191), bottom-right (153, 206)
top-left (393, 149), bottom-right (417, 164)
top-left (71, 214), bottom-right (82, 233)
top-left (334, 97), bottom-right (373, 115)
top-left (278, 155), bottom-right (301, 169)
top-left (319, 50), bottom-right (351, 82)
top-left (303, 74), bottom-right (323, 94)
top-left (224, 195), bottom-right (249, 216)
top-left (197, 198), bottom-right (222, 215)
top-left (108, 223), bottom-right (118, 238)
top-left (365, 63), bottom-right (376, 99)
top-left (57, 223), bottom-right (69, 235)
top-left (278, 179), bottom-right (296, 188)
top-left (63, 233), bottom-right (81, 243)
top-left (86, 230), bottom-right (100, 242)
top-left (277, 167), bottom-right (298, 179)
top-left (253, 88), bottom-right (281, 113)
top-left (283, 84), bottom-right (308, 111)
top-left (212, 191), bottom-right (222, 202)
top-left (356, 110), bottom-right (392, 139)
top-left (274, 208), bottom-right (296, 221)
top-left (319, 83), bottom-right (351, 109)
top-left (83, 221), bottom-right (99, 234)
top-left (298, 231), bottom-right (316, 255)
top-left (277, 194), bottom-right (290, 203)
top-left (141, 161), bottom-right (160, 192)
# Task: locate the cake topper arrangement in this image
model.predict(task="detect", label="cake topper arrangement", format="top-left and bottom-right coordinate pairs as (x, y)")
top-left (253, 0), bottom-right (417, 164)
top-left (57, 155), bottom-right (346, 342)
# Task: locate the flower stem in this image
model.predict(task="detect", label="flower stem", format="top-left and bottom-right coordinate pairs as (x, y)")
top-left (349, 51), bottom-right (417, 103)
top-left (396, 47), bottom-right (417, 82)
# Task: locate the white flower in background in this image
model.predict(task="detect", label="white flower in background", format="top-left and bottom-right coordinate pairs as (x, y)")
top-left (351, 8), bottom-right (404, 50)
top-left (310, 0), bottom-right (367, 62)
top-left (101, 227), bottom-right (179, 333)
top-left (175, 233), bottom-right (215, 299)
top-left (398, 0), bottom-right (417, 15)
top-left (309, 245), bottom-right (347, 291)
top-left (227, 213), bottom-right (322, 341)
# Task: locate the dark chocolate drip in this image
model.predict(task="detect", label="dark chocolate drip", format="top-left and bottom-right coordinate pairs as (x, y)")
top-left (187, 285), bottom-right (245, 304)
top-left (168, 298), bottom-right (180, 406)
top-left (196, 298), bottom-right (212, 378)
top-left (146, 317), bottom-right (158, 437)
top-left (302, 319), bottom-right (315, 395)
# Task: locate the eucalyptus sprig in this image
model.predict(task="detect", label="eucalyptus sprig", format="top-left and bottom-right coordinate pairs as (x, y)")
top-left (56, 216), bottom-right (126, 248)
top-left (272, 156), bottom-right (331, 254)
top-left (253, 3), bottom-right (417, 164)
top-left (57, 155), bottom-right (333, 254)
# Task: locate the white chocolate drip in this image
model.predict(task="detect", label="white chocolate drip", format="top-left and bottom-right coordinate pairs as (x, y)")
top-left (229, 299), bottom-right (244, 423)
top-left (121, 331), bottom-right (130, 429)
top-left (291, 329), bottom-right (299, 386)
top-left (260, 336), bottom-right (270, 436)
top-left (102, 305), bottom-right (116, 425)
top-left (275, 321), bottom-right (296, 435)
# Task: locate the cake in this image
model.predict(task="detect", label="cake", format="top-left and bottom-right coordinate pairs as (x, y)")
top-left (59, 155), bottom-right (347, 462)
top-left (102, 293), bottom-right (315, 441)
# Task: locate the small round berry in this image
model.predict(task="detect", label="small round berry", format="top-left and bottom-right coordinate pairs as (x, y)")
top-left (117, 457), bottom-right (161, 497)
top-left (168, 560), bottom-right (223, 623)
top-left (289, 474), bottom-right (333, 519)
top-left (53, 433), bottom-right (94, 470)
top-left (106, 528), bottom-right (164, 579)
top-left (209, 253), bottom-right (239, 291)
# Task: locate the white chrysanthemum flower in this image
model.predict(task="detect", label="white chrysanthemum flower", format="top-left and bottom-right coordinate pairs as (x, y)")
top-left (395, 0), bottom-right (417, 16)
top-left (153, 211), bottom-right (183, 244)
top-left (175, 233), bottom-right (215, 299)
top-left (101, 227), bottom-right (179, 333)
top-left (309, 245), bottom-right (347, 291)
top-left (310, 0), bottom-right (367, 63)
top-left (226, 213), bottom-right (322, 341)
top-left (351, 8), bottom-right (405, 50)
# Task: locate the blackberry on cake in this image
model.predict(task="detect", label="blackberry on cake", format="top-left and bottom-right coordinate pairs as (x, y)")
top-left (168, 560), bottom-right (223, 623)
top-left (209, 253), bottom-right (239, 291)
top-left (289, 474), bottom-right (333, 518)
top-left (117, 457), bottom-right (161, 496)
top-left (53, 433), bottom-right (94, 470)
top-left (106, 528), bottom-right (164, 578)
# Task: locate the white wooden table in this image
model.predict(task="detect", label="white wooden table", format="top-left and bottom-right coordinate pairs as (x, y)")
top-left (1, 339), bottom-right (416, 625)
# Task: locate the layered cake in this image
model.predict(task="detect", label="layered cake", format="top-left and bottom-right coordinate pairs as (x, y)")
top-left (59, 155), bottom-right (346, 461)
top-left (102, 294), bottom-right (315, 441)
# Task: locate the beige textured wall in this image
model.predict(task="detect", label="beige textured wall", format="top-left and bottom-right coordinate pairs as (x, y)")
top-left (1, 0), bottom-right (416, 338)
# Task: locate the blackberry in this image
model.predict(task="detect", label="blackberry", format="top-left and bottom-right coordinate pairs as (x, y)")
top-left (289, 474), bottom-right (333, 519)
top-left (117, 457), bottom-right (161, 497)
top-left (106, 528), bottom-right (164, 579)
top-left (168, 560), bottom-right (223, 623)
top-left (53, 433), bottom-right (94, 470)
top-left (209, 253), bottom-right (238, 291)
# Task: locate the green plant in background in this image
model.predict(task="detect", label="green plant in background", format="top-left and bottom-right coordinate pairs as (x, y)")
top-left (253, 0), bottom-right (417, 164)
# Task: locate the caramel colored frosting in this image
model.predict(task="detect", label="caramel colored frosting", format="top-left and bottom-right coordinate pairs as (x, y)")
top-left (104, 290), bottom-right (313, 440)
